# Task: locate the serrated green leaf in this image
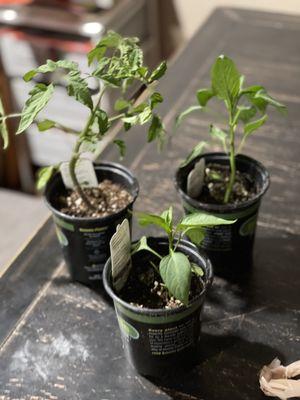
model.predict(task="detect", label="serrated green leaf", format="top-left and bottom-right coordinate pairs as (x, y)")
top-left (148, 115), bottom-right (163, 142)
top-left (159, 251), bottom-right (191, 305)
top-left (211, 55), bottom-right (241, 108)
top-left (23, 59), bottom-right (78, 82)
top-left (124, 122), bottom-right (132, 131)
top-left (179, 212), bottom-right (236, 227)
top-left (67, 69), bottom-right (93, 109)
top-left (17, 83), bottom-right (54, 134)
top-left (180, 141), bottom-right (206, 168)
top-left (95, 109), bottom-right (109, 135)
top-left (244, 115), bottom-right (268, 136)
top-left (88, 46), bottom-right (107, 66)
top-left (135, 211), bottom-right (171, 234)
top-left (196, 88), bottom-right (214, 106)
top-left (175, 105), bottom-right (202, 127)
top-left (138, 66), bottom-right (148, 78)
top-left (149, 61), bottom-right (167, 82)
top-left (150, 92), bottom-right (163, 109)
top-left (36, 165), bottom-right (55, 191)
top-left (114, 98), bottom-right (131, 111)
top-left (114, 139), bottom-right (126, 158)
top-left (37, 119), bottom-right (56, 132)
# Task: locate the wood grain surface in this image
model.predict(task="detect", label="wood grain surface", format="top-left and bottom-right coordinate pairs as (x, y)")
top-left (0, 8), bottom-right (299, 400)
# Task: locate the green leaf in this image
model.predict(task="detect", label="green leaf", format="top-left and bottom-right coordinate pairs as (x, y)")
top-left (0, 98), bottom-right (8, 149)
top-left (88, 31), bottom-right (121, 65)
top-left (235, 106), bottom-right (257, 124)
top-left (209, 125), bottom-right (227, 150)
top-left (114, 98), bottom-right (131, 111)
top-left (241, 85), bottom-right (264, 95)
top-left (138, 66), bottom-right (148, 79)
top-left (191, 263), bottom-right (204, 277)
top-left (211, 55), bottom-right (241, 108)
top-left (255, 90), bottom-right (286, 112)
top-left (67, 69), bottom-right (93, 109)
top-left (23, 59), bottom-right (78, 82)
top-left (17, 83), bottom-right (54, 134)
top-left (179, 212), bottom-right (236, 227)
top-left (160, 206), bottom-right (173, 226)
top-left (149, 61), bottom-right (167, 82)
top-left (244, 115), bottom-right (268, 136)
top-left (247, 93), bottom-right (268, 113)
top-left (95, 109), bottom-right (109, 135)
top-left (150, 92), bottom-right (163, 109)
top-left (184, 227), bottom-right (205, 245)
top-left (148, 115), bottom-right (163, 142)
top-left (123, 105), bottom-right (152, 125)
top-left (37, 119), bottom-right (56, 132)
top-left (131, 236), bottom-right (152, 256)
top-left (136, 211), bottom-right (171, 234)
top-left (175, 105), bottom-right (202, 127)
top-left (88, 46), bottom-right (107, 66)
top-left (180, 141), bottom-right (206, 168)
top-left (196, 88), bottom-right (214, 106)
top-left (114, 139), bottom-right (126, 158)
top-left (159, 251), bottom-right (191, 305)
top-left (36, 165), bottom-right (55, 191)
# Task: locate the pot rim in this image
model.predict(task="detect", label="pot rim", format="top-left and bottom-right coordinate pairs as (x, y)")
top-left (44, 161), bottom-right (139, 223)
top-left (103, 237), bottom-right (213, 316)
top-left (174, 152), bottom-right (270, 214)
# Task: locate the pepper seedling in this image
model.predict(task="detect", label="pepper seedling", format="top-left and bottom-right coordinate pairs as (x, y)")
top-left (177, 55), bottom-right (286, 204)
top-left (0, 31), bottom-right (167, 210)
top-left (132, 206), bottom-right (235, 305)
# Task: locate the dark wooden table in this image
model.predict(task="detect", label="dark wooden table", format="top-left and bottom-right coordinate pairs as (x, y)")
top-left (1, 8), bottom-right (299, 400)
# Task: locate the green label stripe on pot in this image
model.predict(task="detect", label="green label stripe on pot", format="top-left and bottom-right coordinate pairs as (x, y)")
top-left (182, 199), bottom-right (259, 220)
top-left (239, 213), bottom-right (258, 236)
top-left (55, 226), bottom-right (69, 246)
top-left (53, 215), bottom-right (75, 232)
top-left (115, 300), bottom-right (201, 325)
top-left (117, 315), bottom-right (140, 339)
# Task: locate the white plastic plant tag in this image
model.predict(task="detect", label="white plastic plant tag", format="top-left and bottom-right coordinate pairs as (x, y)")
top-left (60, 158), bottom-right (98, 189)
top-left (187, 158), bottom-right (205, 199)
top-left (110, 219), bottom-right (132, 292)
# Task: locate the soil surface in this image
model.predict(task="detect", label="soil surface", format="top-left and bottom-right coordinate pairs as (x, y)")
top-left (198, 162), bottom-right (258, 205)
top-left (58, 179), bottom-right (133, 218)
top-left (119, 252), bottom-right (204, 309)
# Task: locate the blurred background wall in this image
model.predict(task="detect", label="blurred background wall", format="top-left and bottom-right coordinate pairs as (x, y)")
top-left (173, 0), bottom-right (300, 39)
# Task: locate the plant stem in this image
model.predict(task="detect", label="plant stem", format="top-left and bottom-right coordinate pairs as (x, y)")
top-left (108, 113), bottom-right (125, 123)
top-left (0, 113), bottom-right (22, 120)
top-left (174, 232), bottom-right (183, 251)
top-left (224, 113), bottom-right (236, 204)
top-left (68, 85), bottom-right (107, 210)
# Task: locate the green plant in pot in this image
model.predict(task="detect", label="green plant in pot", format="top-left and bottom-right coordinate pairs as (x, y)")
top-left (175, 55), bottom-right (286, 276)
top-left (103, 207), bottom-right (234, 377)
top-left (0, 31), bottom-right (167, 288)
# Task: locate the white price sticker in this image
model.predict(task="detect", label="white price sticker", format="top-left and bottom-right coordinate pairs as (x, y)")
top-left (60, 158), bottom-right (98, 189)
top-left (110, 219), bottom-right (132, 292)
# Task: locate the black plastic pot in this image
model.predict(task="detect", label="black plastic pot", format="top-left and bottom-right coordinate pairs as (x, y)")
top-left (45, 162), bottom-right (139, 289)
top-left (103, 237), bottom-right (213, 378)
top-left (175, 153), bottom-right (270, 277)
